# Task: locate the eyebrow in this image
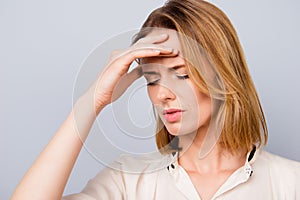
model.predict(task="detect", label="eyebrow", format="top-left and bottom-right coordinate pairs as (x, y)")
top-left (142, 65), bottom-right (185, 75)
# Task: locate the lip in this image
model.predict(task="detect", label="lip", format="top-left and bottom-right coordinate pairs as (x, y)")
top-left (163, 108), bottom-right (184, 122)
top-left (163, 108), bottom-right (184, 115)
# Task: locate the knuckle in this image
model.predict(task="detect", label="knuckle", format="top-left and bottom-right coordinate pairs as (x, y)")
top-left (136, 37), bottom-right (146, 43)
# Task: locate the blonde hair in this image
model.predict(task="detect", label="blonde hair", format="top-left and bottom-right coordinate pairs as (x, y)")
top-left (133, 0), bottom-right (268, 154)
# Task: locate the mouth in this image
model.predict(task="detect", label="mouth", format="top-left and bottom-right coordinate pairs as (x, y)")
top-left (163, 108), bottom-right (185, 122)
top-left (163, 108), bottom-right (183, 115)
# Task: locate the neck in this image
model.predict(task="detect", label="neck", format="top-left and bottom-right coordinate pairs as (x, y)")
top-left (177, 129), bottom-right (246, 174)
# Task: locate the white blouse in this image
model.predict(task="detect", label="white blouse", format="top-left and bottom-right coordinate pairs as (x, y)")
top-left (63, 149), bottom-right (300, 200)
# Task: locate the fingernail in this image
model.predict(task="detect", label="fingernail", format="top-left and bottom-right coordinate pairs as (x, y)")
top-left (172, 49), bottom-right (179, 54)
top-left (160, 33), bottom-right (168, 37)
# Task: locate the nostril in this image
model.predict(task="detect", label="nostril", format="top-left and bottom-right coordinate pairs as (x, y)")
top-left (157, 92), bottom-right (175, 101)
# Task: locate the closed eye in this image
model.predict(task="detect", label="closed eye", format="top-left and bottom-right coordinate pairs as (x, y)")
top-left (147, 79), bottom-right (159, 86)
top-left (176, 74), bottom-right (189, 80)
top-left (146, 74), bottom-right (188, 86)
top-left (143, 73), bottom-right (160, 86)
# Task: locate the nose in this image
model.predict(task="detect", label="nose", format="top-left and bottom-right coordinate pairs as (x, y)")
top-left (156, 84), bottom-right (176, 102)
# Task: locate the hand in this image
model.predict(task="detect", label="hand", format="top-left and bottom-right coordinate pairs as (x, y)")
top-left (86, 33), bottom-right (178, 114)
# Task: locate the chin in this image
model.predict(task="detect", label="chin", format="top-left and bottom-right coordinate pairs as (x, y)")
top-left (165, 125), bottom-right (198, 137)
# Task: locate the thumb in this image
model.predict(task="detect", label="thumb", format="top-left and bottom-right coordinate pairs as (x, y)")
top-left (111, 65), bottom-right (143, 102)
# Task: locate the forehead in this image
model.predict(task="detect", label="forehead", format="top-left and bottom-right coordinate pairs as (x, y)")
top-left (142, 29), bottom-right (185, 66)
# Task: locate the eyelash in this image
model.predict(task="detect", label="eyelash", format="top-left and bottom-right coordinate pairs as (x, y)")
top-left (146, 74), bottom-right (189, 86)
top-left (177, 74), bottom-right (189, 80)
top-left (147, 80), bottom-right (159, 86)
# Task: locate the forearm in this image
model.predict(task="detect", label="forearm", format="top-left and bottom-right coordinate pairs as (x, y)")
top-left (11, 34), bottom-right (173, 199)
top-left (11, 93), bottom-right (100, 200)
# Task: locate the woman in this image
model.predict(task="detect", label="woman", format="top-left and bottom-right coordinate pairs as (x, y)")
top-left (12, 0), bottom-right (300, 199)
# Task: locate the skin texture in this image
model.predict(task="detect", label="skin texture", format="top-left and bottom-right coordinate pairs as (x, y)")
top-left (11, 33), bottom-right (177, 200)
top-left (11, 30), bottom-right (245, 200)
top-left (143, 30), bottom-right (246, 200)
top-left (142, 30), bottom-right (211, 137)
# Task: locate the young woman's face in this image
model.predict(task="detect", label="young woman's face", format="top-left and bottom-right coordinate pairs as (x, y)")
top-left (141, 29), bottom-right (212, 136)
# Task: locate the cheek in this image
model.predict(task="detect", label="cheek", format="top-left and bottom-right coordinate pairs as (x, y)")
top-left (188, 83), bottom-right (212, 122)
top-left (147, 87), bottom-right (157, 103)
top-left (197, 95), bottom-right (212, 122)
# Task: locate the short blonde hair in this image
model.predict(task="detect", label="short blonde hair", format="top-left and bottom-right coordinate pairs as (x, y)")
top-left (133, 0), bottom-right (268, 154)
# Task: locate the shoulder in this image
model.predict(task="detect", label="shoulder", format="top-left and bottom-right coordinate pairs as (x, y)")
top-left (90, 152), bottom-right (174, 186)
top-left (96, 153), bottom-right (173, 197)
top-left (113, 152), bottom-right (174, 174)
top-left (254, 150), bottom-right (300, 192)
top-left (256, 150), bottom-right (300, 172)
top-left (63, 153), bottom-right (174, 200)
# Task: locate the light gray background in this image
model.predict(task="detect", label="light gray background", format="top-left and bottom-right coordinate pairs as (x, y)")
top-left (1, 0), bottom-right (299, 199)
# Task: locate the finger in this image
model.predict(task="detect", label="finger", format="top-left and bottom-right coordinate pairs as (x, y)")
top-left (124, 65), bottom-right (142, 84)
top-left (111, 43), bottom-right (174, 61)
top-left (135, 46), bottom-right (179, 57)
top-left (133, 41), bottom-right (180, 54)
top-left (136, 33), bottom-right (169, 44)
top-left (111, 66), bottom-right (142, 101)
top-left (158, 48), bottom-right (179, 56)
top-left (116, 47), bottom-right (177, 67)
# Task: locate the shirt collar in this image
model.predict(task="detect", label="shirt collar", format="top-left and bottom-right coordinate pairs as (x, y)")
top-left (166, 146), bottom-right (258, 199)
top-left (167, 145), bottom-right (257, 171)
